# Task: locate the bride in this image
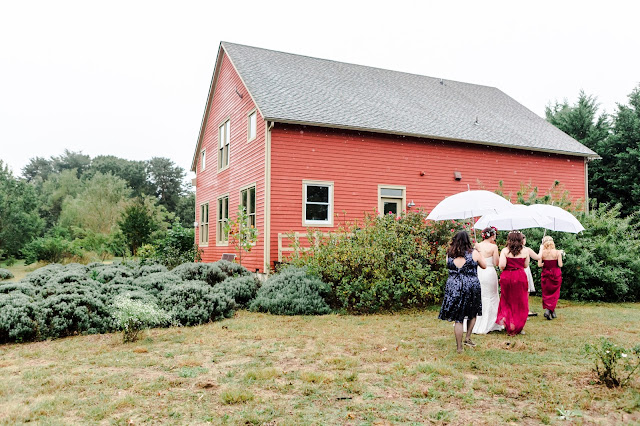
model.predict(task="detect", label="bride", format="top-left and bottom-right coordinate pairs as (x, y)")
top-left (472, 227), bottom-right (504, 334)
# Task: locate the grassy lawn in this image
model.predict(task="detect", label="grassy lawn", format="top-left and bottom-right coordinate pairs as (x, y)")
top-left (1, 298), bottom-right (639, 425)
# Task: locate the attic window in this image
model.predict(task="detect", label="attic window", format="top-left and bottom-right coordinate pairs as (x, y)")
top-left (201, 149), bottom-right (206, 171)
top-left (218, 120), bottom-right (230, 170)
top-left (248, 111), bottom-right (257, 141)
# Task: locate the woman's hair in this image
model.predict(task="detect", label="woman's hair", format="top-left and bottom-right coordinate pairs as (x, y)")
top-left (481, 227), bottom-right (496, 241)
top-left (506, 230), bottom-right (524, 256)
top-left (447, 231), bottom-right (473, 258)
top-left (541, 236), bottom-right (556, 250)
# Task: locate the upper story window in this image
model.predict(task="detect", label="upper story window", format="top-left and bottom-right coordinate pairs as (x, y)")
top-left (303, 181), bottom-right (333, 226)
top-left (200, 149), bottom-right (206, 171)
top-left (199, 203), bottom-right (209, 245)
top-left (218, 120), bottom-right (230, 170)
top-left (241, 185), bottom-right (256, 228)
top-left (248, 111), bottom-right (257, 141)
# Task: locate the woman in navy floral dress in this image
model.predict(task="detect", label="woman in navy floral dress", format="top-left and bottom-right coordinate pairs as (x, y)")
top-left (439, 231), bottom-right (487, 353)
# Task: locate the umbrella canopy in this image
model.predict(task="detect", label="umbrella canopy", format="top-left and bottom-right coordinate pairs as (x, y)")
top-left (474, 204), bottom-right (553, 230)
top-left (426, 190), bottom-right (513, 220)
top-left (527, 204), bottom-right (585, 233)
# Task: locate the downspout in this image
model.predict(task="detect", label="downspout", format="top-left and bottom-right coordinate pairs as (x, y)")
top-left (264, 121), bottom-right (274, 273)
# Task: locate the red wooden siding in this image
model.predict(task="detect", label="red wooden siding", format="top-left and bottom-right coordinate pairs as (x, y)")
top-left (195, 51), bottom-right (265, 272)
top-left (269, 124), bottom-right (586, 266)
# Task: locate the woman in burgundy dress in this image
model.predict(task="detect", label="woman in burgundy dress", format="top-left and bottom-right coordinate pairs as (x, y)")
top-left (496, 230), bottom-right (530, 336)
top-left (538, 236), bottom-right (563, 320)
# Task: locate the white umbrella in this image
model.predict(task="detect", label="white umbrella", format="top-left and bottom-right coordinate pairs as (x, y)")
top-left (474, 204), bottom-right (553, 230)
top-left (528, 204), bottom-right (585, 233)
top-left (426, 190), bottom-right (513, 220)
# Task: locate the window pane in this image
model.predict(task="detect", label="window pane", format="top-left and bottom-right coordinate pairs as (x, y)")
top-left (223, 197), bottom-right (228, 219)
top-left (249, 112), bottom-right (256, 140)
top-left (225, 121), bottom-right (230, 145)
top-left (241, 190), bottom-right (247, 208)
top-left (306, 185), bottom-right (329, 203)
top-left (381, 188), bottom-right (403, 197)
top-left (383, 202), bottom-right (398, 216)
top-left (218, 199), bottom-right (222, 218)
top-left (249, 187), bottom-right (255, 213)
top-left (219, 126), bottom-right (224, 149)
top-left (306, 204), bottom-right (328, 221)
top-left (224, 145), bottom-right (229, 166)
top-left (249, 215), bottom-right (256, 227)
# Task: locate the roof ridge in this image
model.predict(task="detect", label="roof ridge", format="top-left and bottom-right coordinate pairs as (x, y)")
top-left (220, 41), bottom-right (500, 91)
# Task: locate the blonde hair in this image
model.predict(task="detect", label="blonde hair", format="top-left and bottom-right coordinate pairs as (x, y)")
top-left (541, 236), bottom-right (556, 250)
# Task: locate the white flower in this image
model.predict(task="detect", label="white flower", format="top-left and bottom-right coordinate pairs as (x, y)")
top-left (622, 353), bottom-right (628, 358)
top-left (606, 350), bottom-right (610, 354)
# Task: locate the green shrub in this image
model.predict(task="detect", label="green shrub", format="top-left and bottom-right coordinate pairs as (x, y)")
top-left (132, 272), bottom-right (182, 296)
top-left (159, 281), bottom-right (234, 326)
top-left (290, 211), bottom-right (457, 313)
top-left (0, 282), bottom-right (37, 297)
top-left (95, 265), bottom-right (133, 284)
top-left (0, 292), bottom-right (40, 343)
top-left (0, 268), bottom-right (14, 280)
top-left (150, 222), bottom-right (202, 269)
top-left (214, 275), bottom-right (260, 307)
top-left (112, 296), bottom-right (172, 342)
top-left (249, 266), bottom-right (331, 315)
top-left (21, 263), bottom-right (65, 287)
top-left (171, 263), bottom-right (226, 286)
top-left (22, 236), bottom-right (83, 264)
top-left (585, 338), bottom-right (640, 387)
top-left (215, 259), bottom-right (251, 278)
top-left (37, 284), bottom-right (112, 338)
top-left (135, 263), bottom-right (168, 277)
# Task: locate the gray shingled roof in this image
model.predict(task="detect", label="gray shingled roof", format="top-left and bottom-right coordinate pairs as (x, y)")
top-left (221, 42), bottom-right (597, 157)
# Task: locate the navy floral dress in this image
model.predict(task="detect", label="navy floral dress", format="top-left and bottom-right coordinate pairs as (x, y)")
top-left (438, 251), bottom-right (483, 323)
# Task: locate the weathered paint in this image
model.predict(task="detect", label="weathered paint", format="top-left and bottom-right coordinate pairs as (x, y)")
top-left (269, 124), bottom-right (586, 267)
top-left (195, 51), bottom-right (265, 272)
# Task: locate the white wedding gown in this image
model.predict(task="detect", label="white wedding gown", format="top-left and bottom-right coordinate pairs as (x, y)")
top-left (472, 256), bottom-right (504, 334)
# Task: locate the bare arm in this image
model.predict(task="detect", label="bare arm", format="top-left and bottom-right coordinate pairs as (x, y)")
top-left (492, 245), bottom-right (499, 266)
top-left (557, 250), bottom-right (563, 268)
top-left (499, 248), bottom-right (507, 271)
top-left (473, 249), bottom-right (487, 269)
top-left (524, 253), bottom-right (530, 269)
top-left (528, 247), bottom-right (541, 261)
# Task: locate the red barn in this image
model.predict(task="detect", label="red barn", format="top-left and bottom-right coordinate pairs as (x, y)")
top-left (191, 42), bottom-right (597, 272)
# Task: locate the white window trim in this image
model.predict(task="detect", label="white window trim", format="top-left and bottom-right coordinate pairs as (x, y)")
top-left (247, 109), bottom-right (257, 142)
top-left (377, 184), bottom-right (406, 218)
top-left (218, 119), bottom-right (230, 172)
top-left (239, 182), bottom-right (257, 246)
top-left (216, 194), bottom-right (230, 246)
top-left (201, 149), bottom-right (206, 172)
top-left (199, 202), bottom-right (209, 247)
top-left (302, 180), bottom-right (334, 227)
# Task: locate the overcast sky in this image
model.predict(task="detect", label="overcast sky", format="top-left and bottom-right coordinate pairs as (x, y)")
top-left (2, 0), bottom-right (638, 177)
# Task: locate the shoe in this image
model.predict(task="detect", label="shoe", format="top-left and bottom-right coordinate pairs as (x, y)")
top-left (543, 309), bottom-right (551, 320)
top-left (551, 310), bottom-right (557, 319)
top-left (528, 312), bottom-right (538, 317)
top-left (464, 339), bottom-right (476, 347)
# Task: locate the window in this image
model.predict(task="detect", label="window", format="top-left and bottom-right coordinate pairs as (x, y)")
top-left (218, 120), bottom-right (230, 170)
top-left (199, 203), bottom-right (209, 245)
top-left (378, 185), bottom-right (405, 218)
top-left (201, 149), bottom-right (206, 171)
top-left (303, 181), bottom-right (333, 226)
top-left (217, 195), bottom-right (229, 244)
top-left (241, 185), bottom-right (256, 228)
top-left (247, 110), bottom-right (257, 141)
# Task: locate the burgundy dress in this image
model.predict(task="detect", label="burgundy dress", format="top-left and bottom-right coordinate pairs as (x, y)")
top-left (541, 259), bottom-right (562, 311)
top-left (496, 257), bottom-right (529, 336)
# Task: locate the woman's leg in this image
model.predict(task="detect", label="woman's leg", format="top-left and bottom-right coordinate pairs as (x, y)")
top-left (465, 317), bottom-right (476, 345)
top-left (454, 321), bottom-right (464, 353)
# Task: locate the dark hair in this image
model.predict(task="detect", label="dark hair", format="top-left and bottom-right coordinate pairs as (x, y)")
top-left (481, 227), bottom-right (496, 241)
top-left (506, 231), bottom-right (524, 256)
top-left (447, 231), bottom-right (473, 258)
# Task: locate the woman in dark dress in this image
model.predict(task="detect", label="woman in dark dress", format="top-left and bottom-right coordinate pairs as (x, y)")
top-left (496, 230), bottom-right (530, 336)
top-left (538, 236), bottom-right (563, 320)
top-left (439, 231), bottom-right (487, 353)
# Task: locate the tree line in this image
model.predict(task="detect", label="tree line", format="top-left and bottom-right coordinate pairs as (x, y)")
top-left (0, 151), bottom-right (194, 263)
top-left (546, 84), bottom-right (640, 215)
